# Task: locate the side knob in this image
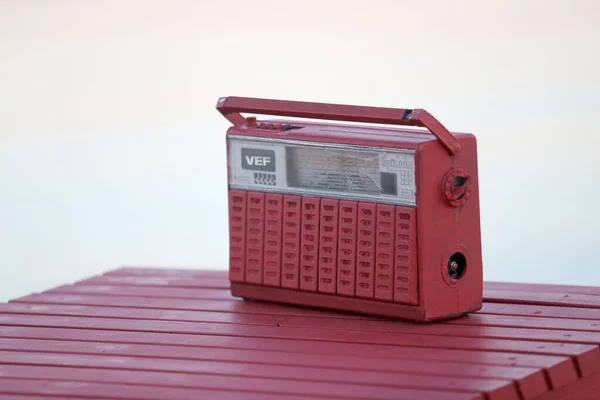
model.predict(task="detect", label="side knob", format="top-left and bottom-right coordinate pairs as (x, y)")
top-left (442, 168), bottom-right (472, 207)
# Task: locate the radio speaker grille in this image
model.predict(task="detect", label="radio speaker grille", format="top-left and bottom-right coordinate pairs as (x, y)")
top-left (228, 190), bottom-right (418, 305)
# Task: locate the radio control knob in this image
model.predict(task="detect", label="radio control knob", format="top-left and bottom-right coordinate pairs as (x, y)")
top-left (442, 168), bottom-right (471, 207)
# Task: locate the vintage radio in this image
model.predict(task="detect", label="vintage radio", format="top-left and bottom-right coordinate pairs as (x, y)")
top-left (217, 96), bottom-right (483, 322)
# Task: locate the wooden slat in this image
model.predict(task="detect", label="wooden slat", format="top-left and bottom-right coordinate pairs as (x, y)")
top-left (0, 351), bottom-right (518, 400)
top-left (0, 396), bottom-right (70, 400)
top-left (99, 270), bottom-right (600, 305)
top-left (2, 303), bottom-right (600, 367)
top-left (8, 298), bottom-right (600, 333)
top-left (0, 378), bottom-right (325, 400)
top-left (485, 289), bottom-right (600, 309)
top-left (0, 302), bottom-right (393, 325)
top-left (0, 338), bottom-right (547, 400)
top-left (479, 303), bottom-right (600, 320)
top-left (4, 290), bottom-right (588, 391)
top-left (444, 314), bottom-right (600, 332)
top-left (1, 312), bottom-right (598, 356)
top-left (71, 273), bottom-right (600, 309)
top-left (106, 266), bottom-right (230, 278)
top-left (14, 292), bottom-right (600, 326)
top-left (45, 284), bottom-right (236, 300)
top-left (485, 282), bottom-right (600, 296)
top-left (2, 307), bottom-right (600, 352)
top-left (0, 325), bottom-right (578, 390)
top-left (102, 270), bottom-right (600, 298)
top-left (78, 275), bottom-right (230, 289)
top-left (3, 267), bottom-right (600, 400)
top-left (0, 337), bottom-right (540, 379)
top-left (530, 371), bottom-right (600, 400)
top-left (0, 321), bottom-right (592, 391)
top-left (10, 293), bottom-right (357, 318)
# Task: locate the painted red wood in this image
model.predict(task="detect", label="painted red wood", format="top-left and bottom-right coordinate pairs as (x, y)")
top-left (485, 289), bottom-right (600, 309)
top-left (3, 310), bottom-right (599, 382)
top-left (79, 275), bottom-right (230, 288)
top-left (485, 282), bottom-right (600, 296)
top-left (2, 268), bottom-right (600, 400)
top-left (445, 313), bottom-right (600, 332)
top-left (14, 292), bottom-right (600, 324)
top-left (0, 337), bottom-right (542, 379)
top-left (45, 284), bottom-right (235, 299)
top-left (10, 293), bottom-right (356, 317)
top-left (3, 299), bottom-right (586, 389)
top-left (104, 267), bottom-right (229, 277)
top-left (0, 324), bottom-right (578, 390)
top-left (0, 378), bottom-right (322, 400)
top-left (480, 303), bottom-right (600, 320)
top-left (2, 312), bottom-right (598, 362)
top-left (531, 371), bottom-right (600, 400)
top-left (0, 396), bottom-right (68, 400)
top-left (0, 338), bottom-right (547, 399)
top-left (4, 302), bottom-right (600, 345)
top-left (0, 351), bottom-right (518, 400)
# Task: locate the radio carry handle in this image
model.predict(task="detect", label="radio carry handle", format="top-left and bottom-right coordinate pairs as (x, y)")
top-left (217, 96), bottom-right (461, 156)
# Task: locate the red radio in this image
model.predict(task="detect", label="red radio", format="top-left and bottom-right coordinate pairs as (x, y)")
top-left (218, 97), bottom-right (483, 322)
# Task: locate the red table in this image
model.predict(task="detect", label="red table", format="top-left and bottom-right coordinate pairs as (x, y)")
top-left (1, 268), bottom-right (599, 400)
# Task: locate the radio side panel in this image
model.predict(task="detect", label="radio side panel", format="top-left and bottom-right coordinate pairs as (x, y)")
top-left (415, 134), bottom-right (483, 320)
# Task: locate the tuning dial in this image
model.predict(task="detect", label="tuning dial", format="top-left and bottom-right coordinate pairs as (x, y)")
top-left (442, 168), bottom-right (471, 207)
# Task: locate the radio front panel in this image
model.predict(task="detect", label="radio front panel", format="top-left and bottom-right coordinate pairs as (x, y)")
top-left (228, 190), bottom-right (418, 305)
top-left (227, 136), bottom-right (417, 206)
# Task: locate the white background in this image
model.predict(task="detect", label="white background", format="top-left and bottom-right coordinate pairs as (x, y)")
top-left (1, 1), bottom-right (599, 301)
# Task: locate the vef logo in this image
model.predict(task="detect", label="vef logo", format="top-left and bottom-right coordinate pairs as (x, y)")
top-left (241, 148), bottom-right (276, 172)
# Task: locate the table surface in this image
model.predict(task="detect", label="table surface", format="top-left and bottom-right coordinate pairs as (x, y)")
top-left (1, 268), bottom-right (600, 400)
